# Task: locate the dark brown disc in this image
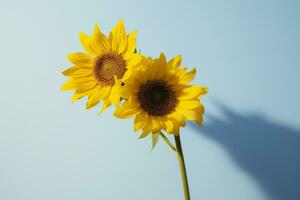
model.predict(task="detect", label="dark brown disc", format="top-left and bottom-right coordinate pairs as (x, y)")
top-left (137, 80), bottom-right (177, 116)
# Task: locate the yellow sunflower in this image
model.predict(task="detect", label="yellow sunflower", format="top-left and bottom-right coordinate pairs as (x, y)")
top-left (114, 53), bottom-right (207, 138)
top-left (61, 20), bottom-right (141, 112)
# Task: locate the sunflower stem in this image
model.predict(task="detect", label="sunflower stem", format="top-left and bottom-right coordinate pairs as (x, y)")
top-left (174, 135), bottom-right (190, 200)
top-left (159, 132), bottom-right (177, 153)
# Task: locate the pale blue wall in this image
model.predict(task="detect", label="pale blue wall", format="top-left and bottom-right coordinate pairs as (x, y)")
top-left (0, 0), bottom-right (299, 199)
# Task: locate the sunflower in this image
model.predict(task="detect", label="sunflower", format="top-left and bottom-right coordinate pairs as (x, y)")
top-left (114, 53), bottom-right (207, 138)
top-left (61, 20), bottom-right (141, 112)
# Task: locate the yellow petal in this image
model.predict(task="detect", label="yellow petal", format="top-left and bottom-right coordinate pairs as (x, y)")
top-left (139, 55), bottom-right (153, 70)
top-left (177, 100), bottom-right (201, 109)
top-left (86, 87), bottom-right (108, 109)
top-left (134, 112), bottom-right (148, 132)
top-left (195, 105), bottom-right (205, 125)
top-left (72, 94), bottom-right (85, 103)
top-left (150, 56), bottom-right (168, 80)
top-left (118, 36), bottom-right (128, 54)
top-left (168, 113), bottom-right (185, 127)
top-left (110, 92), bottom-right (120, 107)
top-left (114, 98), bottom-right (138, 119)
top-left (196, 114), bottom-right (203, 125)
top-left (164, 118), bottom-right (180, 135)
top-left (164, 119), bottom-right (174, 133)
top-left (163, 118), bottom-right (179, 135)
top-left (63, 67), bottom-right (92, 77)
top-left (110, 19), bottom-right (127, 52)
top-left (179, 68), bottom-right (196, 84)
top-left (172, 122), bottom-right (180, 135)
top-left (114, 106), bottom-right (135, 118)
top-left (178, 109), bottom-right (198, 120)
top-left (124, 31), bottom-right (137, 57)
top-left (139, 119), bottom-right (153, 138)
top-left (158, 53), bottom-right (167, 66)
top-left (152, 119), bottom-right (159, 133)
top-left (99, 99), bottom-right (112, 114)
top-left (62, 66), bottom-right (82, 76)
top-left (167, 67), bottom-right (187, 85)
top-left (75, 81), bottom-right (98, 93)
top-left (121, 68), bottom-right (132, 81)
top-left (71, 75), bottom-right (96, 84)
top-left (109, 77), bottom-right (122, 106)
top-left (125, 54), bottom-right (142, 69)
top-left (72, 90), bottom-right (90, 103)
top-left (118, 84), bottom-right (131, 99)
top-left (93, 24), bottom-right (110, 51)
top-left (67, 53), bottom-right (94, 67)
top-left (167, 55), bottom-right (182, 69)
top-left (61, 79), bottom-right (76, 91)
top-left (72, 84), bottom-right (100, 103)
top-left (178, 86), bottom-right (208, 100)
top-left (79, 32), bottom-right (99, 56)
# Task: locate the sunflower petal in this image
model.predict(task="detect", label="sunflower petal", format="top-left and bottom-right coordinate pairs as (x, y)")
top-left (179, 68), bottom-right (196, 84)
top-left (168, 113), bottom-right (185, 127)
top-left (152, 118), bottom-right (163, 133)
top-left (139, 119), bottom-right (153, 138)
top-left (167, 55), bottom-right (182, 69)
top-left (99, 99), bottom-right (111, 114)
top-left (134, 113), bottom-right (147, 132)
top-left (79, 32), bottom-right (99, 56)
top-left (177, 100), bottom-right (201, 109)
top-left (110, 19), bottom-right (127, 52)
top-left (61, 79), bottom-right (76, 91)
top-left (71, 84), bottom-right (99, 103)
top-left (195, 105), bottom-right (205, 125)
top-left (124, 31), bottom-right (137, 57)
top-left (170, 119), bottom-right (180, 135)
top-left (63, 67), bottom-right (92, 77)
top-left (62, 66), bottom-right (82, 76)
top-left (126, 54), bottom-right (142, 67)
top-left (158, 53), bottom-right (167, 66)
top-left (179, 109), bottom-right (198, 120)
top-left (178, 86), bottom-right (208, 100)
top-left (67, 53), bottom-right (94, 67)
top-left (93, 24), bottom-right (110, 51)
top-left (72, 92), bottom-right (87, 103)
top-left (109, 77), bottom-right (123, 106)
top-left (164, 119), bottom-right (174, 133)
top-left (114, 98), bottom-right (137, 118)
top-left (86, 87), bottom-right (108, 109)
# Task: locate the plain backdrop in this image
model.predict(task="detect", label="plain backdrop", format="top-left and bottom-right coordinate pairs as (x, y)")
top-left (0, 0), bottom-right (299, 199)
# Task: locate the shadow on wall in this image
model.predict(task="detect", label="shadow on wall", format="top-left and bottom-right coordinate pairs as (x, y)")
top-left (191, 103), bottom-right (300, 200)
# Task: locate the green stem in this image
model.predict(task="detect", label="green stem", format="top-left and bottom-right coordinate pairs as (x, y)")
top-left (174, 135), bottom-right (190, 200)
top-left (159, 132), bottom-right (177, 153)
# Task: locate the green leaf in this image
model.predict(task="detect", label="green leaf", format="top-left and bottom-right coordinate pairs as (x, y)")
top-left (151, 133), bottom-right (160, 150)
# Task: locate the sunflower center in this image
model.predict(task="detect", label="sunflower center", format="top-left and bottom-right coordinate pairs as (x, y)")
top-left (138, 80), bottom-right (177, 116)
top-left (94, 52), bottom-right (126, 85)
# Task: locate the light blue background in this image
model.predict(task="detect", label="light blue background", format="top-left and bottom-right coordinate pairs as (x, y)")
top-left (0, 0), bottom-right (299, 199)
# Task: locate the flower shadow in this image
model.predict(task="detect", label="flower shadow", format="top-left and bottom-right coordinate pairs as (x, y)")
top-left (190, 102), bottom-right (300, 200)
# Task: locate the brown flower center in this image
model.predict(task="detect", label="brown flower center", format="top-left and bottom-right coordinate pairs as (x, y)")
top-left (94, 52), bottom-right (126, 85)
top-left (137, 80), bottom-right (177, 116)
